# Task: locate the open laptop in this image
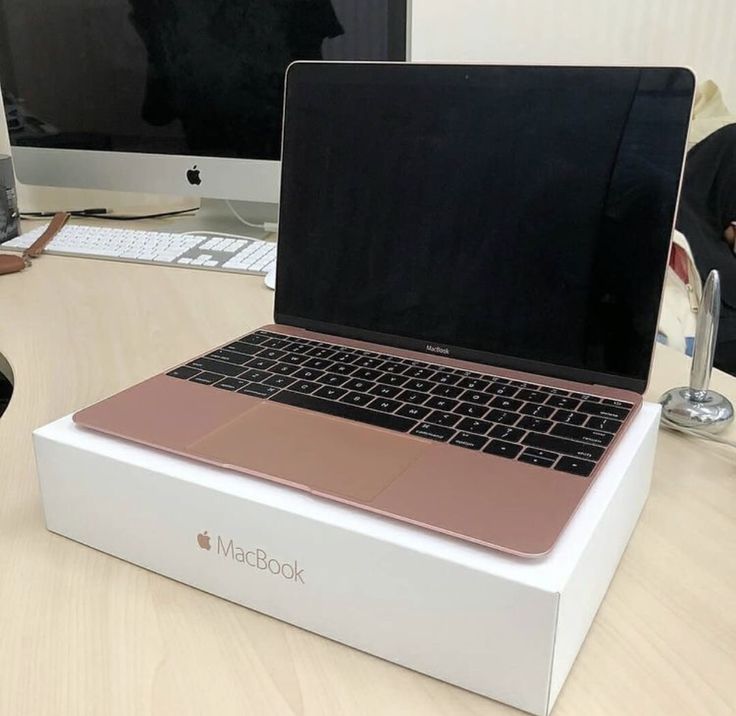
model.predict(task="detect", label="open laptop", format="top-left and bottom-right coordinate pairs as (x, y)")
top-left (74, 63), bottom-right (694, 557)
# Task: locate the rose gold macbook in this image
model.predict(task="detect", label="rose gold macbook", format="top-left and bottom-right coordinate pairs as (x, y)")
top-left (74, 63), bottom-right (694, 557)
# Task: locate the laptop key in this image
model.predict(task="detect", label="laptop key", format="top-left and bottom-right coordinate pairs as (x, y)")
top-left (521, 447), bottom-right (558, 461)
top-left (331, 351), bottom-right (359, 364)
top-left (238, 382), bottom-right (280, 398)
top-left (271, 362), bottom-right (302, 376)
top-left (450, 432), bottom-right (488, 450)
top-left (209, 349), bottom-right (254, 365)
top-left (294, 367), bottom-right (325, 382)
top-left (404, 379), bottom-right (434, 392)
top-left (520, 403), bottom-right (555, 419)
top-left (586, 416), bottom-right (623, 433)
top-left (431, 384), bottom-right (464, 398)
top-left (189, 357), bottom-right (246, 377)
top-left (516, 389), bottom-right (548, 404)
top-left (552, 409), bottom-right (587, 426)
top-left (396, 404), bottom-right (431, 420)
top-left (517, 416), bottom-right (553, 433)
top-left (291, 380), bottom-right (320, 395)
top-left (425, 396), bottom-right (459, 411)
top-left (426, 410), bottom-right (462, 428)
top-left (577, 401), bottom-right (629, 420)
top-left (332, 363), bottom-right (360, 376)
top-left (397, 390), bottom-right (431, 405)
top-left (259, 348), bottom-right (287, 361)
top-left (486, 384), bottom-right (519, 397)
top-left (518, 451), bottom-right (556, 468)
top-left (410, 423), bottom-right (455, 442)
top-left (460, 390), bottom-right (492, 405)
top-left (489, 425), bottom-right (525, 442)
top-left (366, 397), bottom-right (402, 413)
top-left (355, 357), bottom-right (384, 369)
top-left (555, 456), bottom-right (596, 477)
top-left (317, 373), bottom-right (350, 387)
top-left (240, 369), bottom-right (271, 382)
top-left (341, 391), bottom-right (374, 407)
top-left (545, 395), bottom-right (581, 410)
top-left (550, 423), bottom-right (613, 447)
top-left (377, 373), bottom-right (410, 387)
top-left (264, 375), bottom-right (297, 389)
top-left (483, 440), bottom-right (523, 458)
top-left (344, 378), bottom-right (375, 392)
top-left (380, 360), bottom-right (407, 374)
top-left (486, 408), bottom-right (519, 425)
top-left (221, 341), bottom-right (263, 357)
top-left (167, 366), bottom-right (200, 380)
top-left (454, 402), bottom-right (489, 418)
top-left (306, 347), bottom-right (337, 360)
top-left (315, 386), bottom-right (348, 401)
top-left (270, 390), bottom-right (414, 433)
top-left (369, 384), bottom-right (402, 399)
top-left (282, 353), bottom-right (310, 366)
top-left (303, 358), bottom-right (334, 370)
top-left (213, 377), bottom-right (249, 392)
top-left (490, 396), bottom-right (522, 412)
top-left (522, 432), bottom-right (604, 461)
top-left (239, 333), bottom-right (271, 346)
top-left (431, 371), bottom-right (462, 385)
top-left (245, 357), bottom-right (277, 372)
top-left (458, 377), bottom-right (490, 391)
top-left (404, 367), bottom-right (436, 379)
top-left (353, 368), bottom-right (382, 381)
top-left (457, 417), bottom-right (493, 435)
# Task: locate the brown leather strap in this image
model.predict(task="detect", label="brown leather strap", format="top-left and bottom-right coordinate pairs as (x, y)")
top-left (23, 212), bottom-right (70, 258)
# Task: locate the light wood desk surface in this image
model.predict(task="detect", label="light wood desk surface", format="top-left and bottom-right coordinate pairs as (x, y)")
top-left (0, 230), bottom-right (734, 715)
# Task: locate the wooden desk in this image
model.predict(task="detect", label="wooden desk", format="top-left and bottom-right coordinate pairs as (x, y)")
top-left (0, 247), bottom-right (734, 715)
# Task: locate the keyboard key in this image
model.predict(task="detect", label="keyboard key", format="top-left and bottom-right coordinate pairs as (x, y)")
top-left (397, 390), bottom-right (431, 405)
top-left (379, 360), bottom-right (407, 374)
top-left (283, 343), bottom-right (312, 354)
top-left (457, 417), bottom-right (493, 435)
top-left (555, 456), bottom-right (596, 477)
top-left (210, 349), bottom-right (254, 365)
top-left (341, 391), bottom-right (374, 407)
top-left (366, 397), bottom-right (402, 413)
top-left (291, 380), bottom-right (321, 395)
top-left (222, 341), bottom-right (263, 357)
top-left (404, 367), bottom-right (436, 379)
top-left (188, 357), bottom-right (246, 377)
top-left (294, 367), bottom-right (325, 382)
top-left (240, 369), bottom-right (270, 383)
top-left (259, 348), bottom-right (288, 361)
top-left (539, 387), bottom-right (569, 396)
top-left (518, 451), bottom-right (556, 468)
top-left (552, 409), bottom-right (587, 426)
top-left (431, 384), bottom-right (464, 399)
top-left (516, 389), bottom-right (548, 404)
top-left (167, 366), bottom-right (200, 380)
top-left (483, 440), bottom-right (523, 458)
top-left (332, 363), bottom-right (360, 376)
top-left (410, 423), bottom-right (456, 442)
top-left (489, 425), bottom-right (525, 442)
top-left (550, 423), bottom-right (613, 447)
top-left (517, 416), bottom-right (553, 433)
top-left (460, 390), bottom-right (492, 405)
top-left (485, 383), bottom-right (519, 397)
top-left (377, 373), bottom-right (410, 387)
top-left (458, 377), bottom-right (490, 391)
top-left (586, 417), bottom-right (623, 433)
top-left (520, 403), bottom-right (555, 419)
top-left (490, 396), bottom-right (522, 412)
top-left (211, 375), bottom-right (250, 392)
top-left (306, 347), bottom-right (337, 360)
top-left (331, 351), bottom-right (358, 364)
top-left (369, 384), bottom-right (402, 399)
top-left (264, 375), bottom-right (297, 389)
top-left (271, 362), bottom-right (302, 376)
top-left (189, 372), bottom-right (221, 385)
top-left (303, 358), bottom-right (334, 370)
top-left (344, 378), bottom-right (375, 392)
top-left (426, 410), bottom-right (462, 428)
top-left (239, 332), bottom-right (271, 346)
top-left (486, 409), bottom-right (519, 425)
top-left (403, 379), bottom-right (433, 392)
top-left (454, 402), bottom-right (489, 418)
top-left (315, 386), bottom-right (348, 401)
top-left (353, 368), bottom-right (382, 381)
top-left (600, 398), bottom-right (633, 409)
top-left (271, 390), bottom-right (414, 433)
top-left (522, 432), bottom-right (604, 462)
top-left (317, 373), bottom-right (350, 387)
top-left (431, 371), bottom-right (461, 385)
top-left (450, 432), bottom-right (488, 450)
top-left (577, 401), bottom-right (629, 420)
top-left (263, 338), bottom-right (289, 349)
top-left (396, 404), bottom-right (431, 420)
top-left (245, 357), bottom-right (277, 372)
top-left (521, 447), bottom-right (558, 461)
top-left (355, 356), bottom-right (383, 368)
top-left (425, 396), bottom-right (459, 411)
top-left (238, 382), bottom-right (280, 398)
top-left (545, 395), bottom-right (581, 410)
top-left (282, 353), bottom-right (310, 366)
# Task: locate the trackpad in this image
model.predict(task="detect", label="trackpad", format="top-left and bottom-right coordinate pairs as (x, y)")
top-left (188, 402), bottom-right (427, 502)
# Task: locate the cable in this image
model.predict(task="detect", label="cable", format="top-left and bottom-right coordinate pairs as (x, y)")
top-left (225, 199), bottom-right (267, 230)
top-left (20, 207), bottom-right (199, 221)
top-left (660, 417), bottom-right (736, 449)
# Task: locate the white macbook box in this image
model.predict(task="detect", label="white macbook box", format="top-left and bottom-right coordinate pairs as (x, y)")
top-left (34, 403), bottom-right (661, 716)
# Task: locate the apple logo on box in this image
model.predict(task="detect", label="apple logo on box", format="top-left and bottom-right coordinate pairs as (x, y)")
top-left (187, 165), bottom-right (202, 186)
top-left (197, 530), bottom-right (211, 550)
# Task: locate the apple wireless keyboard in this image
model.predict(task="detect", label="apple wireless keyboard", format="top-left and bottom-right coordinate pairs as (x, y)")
top-left (2, 223), bottom-right (277, 275)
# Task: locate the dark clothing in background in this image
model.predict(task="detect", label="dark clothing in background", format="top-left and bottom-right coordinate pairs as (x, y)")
top-left (128, 0), bottom-right (343, 160)
top-left (676, 123), bottom-right (736, 375)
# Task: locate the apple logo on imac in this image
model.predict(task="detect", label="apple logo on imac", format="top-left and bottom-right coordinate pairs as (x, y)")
top-left (197, 530), bottom-right (211, 550)
top-left (187, 165), bottom-right (202, 186)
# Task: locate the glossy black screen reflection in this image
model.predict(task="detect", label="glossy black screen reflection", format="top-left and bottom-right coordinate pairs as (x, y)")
top-left (276, 64), bottom-right (694, 391)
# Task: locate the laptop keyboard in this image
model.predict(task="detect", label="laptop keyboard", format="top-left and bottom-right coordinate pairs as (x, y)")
top-left (168, 330), bottom-right (634, 478)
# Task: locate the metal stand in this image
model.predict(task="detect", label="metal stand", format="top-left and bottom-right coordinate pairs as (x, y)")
top-left (660, 270), bottom-right (734, 433)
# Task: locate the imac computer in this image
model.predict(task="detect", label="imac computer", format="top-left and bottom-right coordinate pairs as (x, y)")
top-left (0, 1), bottom-right (408, 234)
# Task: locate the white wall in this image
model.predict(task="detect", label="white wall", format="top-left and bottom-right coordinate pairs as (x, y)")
top-left (412, 0), bottom-right (736, 107)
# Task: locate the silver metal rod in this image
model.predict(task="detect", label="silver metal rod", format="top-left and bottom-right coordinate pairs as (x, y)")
top-left (689, 270), bottom-right (720, 400)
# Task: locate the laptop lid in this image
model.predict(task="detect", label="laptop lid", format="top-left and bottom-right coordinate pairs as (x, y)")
top-left (275, 63), bottom-right (694, 393)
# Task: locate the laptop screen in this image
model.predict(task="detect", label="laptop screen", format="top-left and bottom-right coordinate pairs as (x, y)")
top-left (275, 63), bottom-right (694, 392)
